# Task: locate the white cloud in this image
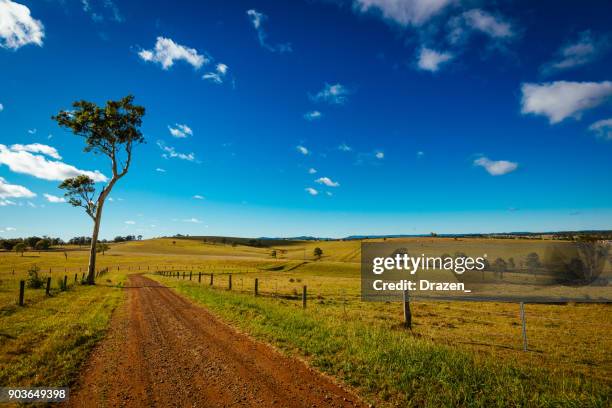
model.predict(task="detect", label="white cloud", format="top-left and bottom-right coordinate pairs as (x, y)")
top-left (203, 63), bottom-right (229, 84)
top-left (417, 47), bottom-right (453, 72)
top-left (246, 9), bottom-right (292, 53)
top-left (308, 168), bottom-right (317, 174)
top-left (310, 83), bottom-right (350, 105)
top-left (107, 197), bottom-right (114, 202)
top-left (417, 151), bottom-right (425, 157)
top-left (43, 193), bottom-right (66, 203)
top-left (193, 195), bottom-right (204, 199)
top-left (27, 128), bottom-right (36, 134)
top-left (296, 145), bottom-right (309, 155)
top-left (155, 168), bottom-right (166, 173)
top-left (157, 141), bottom-right (196, 161)
top-left (588, 118), bottom-right (612, 141)
top-left (0, 176), bottom-right (35, 199)
top-left (0, 0), bottom-right (44, 49)
top-left (303, 110), bottom-right (322, 121)
top-left (124, 220), bottom-right (135, 225)
top-left (541, 31), bottom-right (609, 74)
top-left (520, 81), bottom-right (612, 124)
top-left (448, 9), bottom-right (514, 45)
top-left (305, 187), bottom-right (318, 196)
top-left (338, 143), bottom-right (352, 152)
top-left (0, 144), bottom-right (107, 182)
top-left (182, 217), bottom-right (201, 223)
top-left (375, 151), bottom-right (384, 159)
top-left (10, 143), bottom-right (61, 159)
top-left (138, 36), bottom-right (207, 70)
top-left (168, 123), bottom-right (193, 138)
top-left (315, 177), bottom-right (340, 187)
top-left (474, 157), bottom-right (517, 176)
top-left (462, 9), bottom-right (513, 38)
top-left (0, 103), bottom-right (3, 111)
top-left (0, 199), bottom-right (16, 206)
top-left (353, 0), bottom-right (455, 26)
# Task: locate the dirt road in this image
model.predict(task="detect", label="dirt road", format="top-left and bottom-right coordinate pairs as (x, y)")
top-left (66, 275), bottom-right (366, 407)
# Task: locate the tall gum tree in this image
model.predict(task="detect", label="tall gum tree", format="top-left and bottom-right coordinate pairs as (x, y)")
top-left (53, 95), bottom-right (145, 284)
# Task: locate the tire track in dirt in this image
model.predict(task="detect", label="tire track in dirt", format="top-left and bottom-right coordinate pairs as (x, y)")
top-left (65, 274), bottom-right (366, 407)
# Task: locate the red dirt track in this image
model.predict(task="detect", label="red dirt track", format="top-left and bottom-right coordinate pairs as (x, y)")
top-left (65, 274), bottom-right (366, 407)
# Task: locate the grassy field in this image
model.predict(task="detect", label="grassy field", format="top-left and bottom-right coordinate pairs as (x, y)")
top-left (0, 237), bottom-right (610, 406)
top-left (149, 274), bottom-right (610, 406)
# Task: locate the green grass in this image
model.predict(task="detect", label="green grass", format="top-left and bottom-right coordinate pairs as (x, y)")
top-left (0, 272), bottom-right (126, 388)
top-left (151, 274), bottom-right (610, 407)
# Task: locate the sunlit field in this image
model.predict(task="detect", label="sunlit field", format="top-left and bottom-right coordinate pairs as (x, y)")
top-left (1, 237), bottom-right (610, 406)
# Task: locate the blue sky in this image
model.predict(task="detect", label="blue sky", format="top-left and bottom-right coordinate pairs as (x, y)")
top-left (1, 0), bottom-right (611, 239)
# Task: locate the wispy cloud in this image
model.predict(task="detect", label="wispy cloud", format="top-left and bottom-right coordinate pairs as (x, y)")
top-left (168, 123), bottom-right (193, 138)
top-left (375, 151), bottom-right (384, 159)
top-left (449, 9), bottom-right (515, 44)
top-left (182, 217), bottom-right (202, 223)
top-left (541, 31), bottom-right (610, 75)
top-left (315, 177), bottom-right (340, 187)
top-left (124, 220), bottom-right (136, 225)
top-left (296, 145), bottom-right (309, 155)
top-left (338, 143), bottom-right (352, 152)
top-left (474, 156), bottom-right (518, 176)
top-left (308, 168), bottom-right (317, 174)
top-left (588, 118), bottom-right (612, 140)
top-left (310, 83), bottom-right (350, 105)
top-left (417, 47), bottom-right (453, 72)
top-left (305, 187), bottom-right (318, 196)
top-left (193, 195), bottom-right (204, 200)
top-left (521, 81), bottom-right (612, 124)
top-left (43, 193), bottom-right (65, 203)
top-left (155, 168), bottom-right (166, 173)
top-left (0, 143), bottom-right (107, 182)
top-left (0, 0), bottom-right (44, 50)
top-left (157, 141), bottom-right (196, 161)
top-left (303, 110), bottom-right (322, 121)
top-left (138, 36), bottom-right (207, 70)
top-left (203, 63), bottom-right (230, 84)
top-left (353, 0), bottom-right (454, 27)
top-left (246, 9), bottom-right (292, 53)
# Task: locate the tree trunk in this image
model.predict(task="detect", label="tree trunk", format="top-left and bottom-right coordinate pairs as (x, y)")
top-left (86, 202), bottom-right (105, 285)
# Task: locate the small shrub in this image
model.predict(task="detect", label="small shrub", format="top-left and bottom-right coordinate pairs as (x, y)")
top-left (26, 265), bottom-right (45, 289)
top-left (289, 278), bottom-right (295, 283)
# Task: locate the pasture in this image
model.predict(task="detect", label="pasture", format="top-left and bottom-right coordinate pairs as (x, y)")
top-left (0, 237), bottom-right (610, 406)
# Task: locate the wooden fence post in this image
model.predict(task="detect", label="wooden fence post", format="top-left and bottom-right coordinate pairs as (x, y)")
top-left (63, 275), bottom-right (68, 291)
top-left (229, 274), bottom-right (232, 290)
top-left (302, 285), bottom-right (307, 309)
top-left (46, 277), bottom-right (51, 296)
top-left (210, 273), bottom-right (214, 286)
top-left (189, 272), bottom-right (192, 280)
top-left (403, 288), bottom-right (412, 329)
top-left (74, 273), bottom-right (77, 282)
top-left (520, 302), bottom-right (528, 351)
top-left (198, 272), bottom-right (201, 283)
top-left (19, 280), bottom-right (25, 306)
top-left (254, 278), bottom-right (258, 296)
